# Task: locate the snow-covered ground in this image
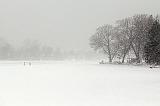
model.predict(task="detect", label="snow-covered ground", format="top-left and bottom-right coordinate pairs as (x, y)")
top-left (0, 61), bottom-right (160, 106)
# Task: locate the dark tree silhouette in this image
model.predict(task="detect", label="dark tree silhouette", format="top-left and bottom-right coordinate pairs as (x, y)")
top-left (144, 19), bottom-right (160, 65)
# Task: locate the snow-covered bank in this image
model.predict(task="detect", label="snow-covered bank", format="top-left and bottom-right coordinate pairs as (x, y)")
top-left (0, 61), bottom-right (159, 106)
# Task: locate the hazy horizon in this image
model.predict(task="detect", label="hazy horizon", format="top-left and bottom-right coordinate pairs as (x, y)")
top-left (0, 0), bottom-right (160, 51)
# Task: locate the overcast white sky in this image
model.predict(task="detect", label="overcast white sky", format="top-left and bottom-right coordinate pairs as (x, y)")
top-left (0, 0), bottom-right (160, 51)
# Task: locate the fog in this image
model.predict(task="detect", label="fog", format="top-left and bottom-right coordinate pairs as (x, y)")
top-left (0, 0), bottom-right (160, 51)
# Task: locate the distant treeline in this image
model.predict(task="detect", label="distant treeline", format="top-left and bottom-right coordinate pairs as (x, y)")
top-left (0, 38), bottom-right (98, 60)
top-left (90, 14), bottom-right (160, 65)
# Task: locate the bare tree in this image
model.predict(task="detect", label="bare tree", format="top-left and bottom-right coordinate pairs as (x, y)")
top-left (41, 45), bottom-right (53, 59)
top-left (131, 14), bottom-right (154, 63)
top-left (20, 39), bottom-right (41, 60)
top-left (115, 17), bottom-right (135, 63)
top-left (90, 25), bottom-right (119, 62)
top-left (0, 38), bottom-right (13, 60)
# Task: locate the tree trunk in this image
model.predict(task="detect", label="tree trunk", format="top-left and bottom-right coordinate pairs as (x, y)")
top-left (102, 47), bottom-right (112, 63)
top-left (131, 42), bottom-right (141, 63)
top-left (122, 54), bottom-right (126, 63)
top-left (121, 43), bottom-right (132, 63)
top-left (109, 55), bottom-right (112, 63)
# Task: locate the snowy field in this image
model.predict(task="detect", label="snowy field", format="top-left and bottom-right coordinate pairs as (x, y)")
top-left (0, 61), bottom-right (160, 106)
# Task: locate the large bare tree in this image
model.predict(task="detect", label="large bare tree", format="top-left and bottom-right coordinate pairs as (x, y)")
top-left (115, 17), bottom-right (135, 63)
top-left (90, 25), bottom-right (119, 62)
top-left (131, 14), bottom-right (154, 63)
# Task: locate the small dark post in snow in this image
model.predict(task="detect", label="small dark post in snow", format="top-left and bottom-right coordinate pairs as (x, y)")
top-left (29, 62), bottom-right (31, 66)
top-left (24, 62), bottom-right (32, 66)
